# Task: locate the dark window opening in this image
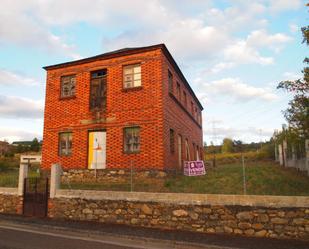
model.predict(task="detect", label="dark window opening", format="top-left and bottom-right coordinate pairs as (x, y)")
top-left (90, 69), bottom-right (107, 111)
top-left (59, 132), bottom-right (72, 156)
top-left (124, 127), bottom-right (140, 153)
top-left (168, 70), bottom-right (173, 93)
top-left (61, 75), bottom-right (76, 98)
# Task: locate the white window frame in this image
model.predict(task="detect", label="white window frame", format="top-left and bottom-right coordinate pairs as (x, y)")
top-left (123, 64), bottom-right (141, 89)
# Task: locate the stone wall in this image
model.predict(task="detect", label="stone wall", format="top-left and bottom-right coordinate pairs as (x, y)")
top-left (0, 188), bottom-right (21, 214)
top-left (62, 169), bottom-right (168, 183)
top-left (48, 190), bottom-right (309, 240)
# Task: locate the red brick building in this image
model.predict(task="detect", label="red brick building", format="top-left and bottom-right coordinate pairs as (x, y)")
top-left (41, 44), bottom-right (203, 170)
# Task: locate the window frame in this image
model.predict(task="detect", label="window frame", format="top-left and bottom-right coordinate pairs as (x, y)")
top-left (123, 64), bottom-right (142, 89)
top-left (58, 132), bottom-right (72, 156)
top-left (60, 75), bottom-right (76, 99)
top-left (123, 126), bottom-right (141, 154)
top-left (89, 69), bottom-right (107, 111)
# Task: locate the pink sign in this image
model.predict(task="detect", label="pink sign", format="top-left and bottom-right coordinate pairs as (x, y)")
top-left (184, 160), bottom-right (206, 176)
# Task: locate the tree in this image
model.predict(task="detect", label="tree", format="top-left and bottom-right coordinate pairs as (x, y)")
top-left (221, 138), bottom-right (234, 153)
top-left (30, 138), bottom-right (40, 152)
top-left (277, 6), bottom-right (309, 138)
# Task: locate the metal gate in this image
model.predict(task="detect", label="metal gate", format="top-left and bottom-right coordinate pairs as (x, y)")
top-left (23, 177), bottom-right (49, 217)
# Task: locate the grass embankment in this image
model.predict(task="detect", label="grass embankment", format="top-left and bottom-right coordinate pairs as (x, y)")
top-left (0, 157), bottom-right (39, 187)
top-left (62, 161), bottom-right (309, 196)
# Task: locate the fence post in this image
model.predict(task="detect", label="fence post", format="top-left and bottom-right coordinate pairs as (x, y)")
top-left (18, 163), bottom-right (28, 196)
top-left (130, 160), bottom-right (133, 192)
top-left (50, 163), bottom-right (63, 198)
top-left (305, 139), bottom-right (309, 176)
top-left (242, 154), bottom-right (246, 195)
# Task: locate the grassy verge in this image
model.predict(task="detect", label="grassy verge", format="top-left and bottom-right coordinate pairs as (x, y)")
top-left (62, 161), bottom-right (309, 196)
top-left (0, 157), bottom-right (40, 187)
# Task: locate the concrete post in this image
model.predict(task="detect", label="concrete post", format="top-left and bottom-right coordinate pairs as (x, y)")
top-left (278, 144), bottom-right (283, 166)
top-left (18, 163), bottom-right (28, 196)
top-left (283, 140), bottom-right (287, 167)
top-left (50, 163), bottom-right (63, 198)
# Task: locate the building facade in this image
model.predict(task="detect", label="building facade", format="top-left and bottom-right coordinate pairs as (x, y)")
top-left (41, 44), bottom-right (203, 170)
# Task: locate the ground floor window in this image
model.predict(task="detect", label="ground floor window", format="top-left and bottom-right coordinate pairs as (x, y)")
top-left (124, 127), bottom-right (140, 153)
top-left (59, 132), bottom-right (72, 156)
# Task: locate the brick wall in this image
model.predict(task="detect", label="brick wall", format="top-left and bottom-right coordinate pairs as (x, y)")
top-left (42, 45), bottom-right (203, 170)
top-left (161, 55), bottom-right (203, 170)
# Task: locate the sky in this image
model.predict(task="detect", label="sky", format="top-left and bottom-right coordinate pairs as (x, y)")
top-left (0, 0), bottom-right (307, 145)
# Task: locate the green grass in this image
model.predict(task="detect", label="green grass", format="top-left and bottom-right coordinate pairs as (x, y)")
top-left (0, 157), bottom-right (40, 187)
top-left (165, 162), bottom-right (309, 196)
top-left (62, 161), bottom-right (309, 196)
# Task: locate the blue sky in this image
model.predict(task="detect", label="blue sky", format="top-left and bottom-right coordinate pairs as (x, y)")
top-left (0, 0), bottom-right (307, 144)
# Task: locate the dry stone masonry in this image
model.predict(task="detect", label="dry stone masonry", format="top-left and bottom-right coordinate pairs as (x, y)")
top-left (48, 191), bottom-right (309, 240)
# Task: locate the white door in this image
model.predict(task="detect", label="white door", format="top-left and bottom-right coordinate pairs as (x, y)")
top-left (88, 131), bottom-right (106, 169)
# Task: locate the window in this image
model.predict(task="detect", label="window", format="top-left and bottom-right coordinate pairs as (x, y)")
top-left (185, 138), bottom-right (190, 161)
top-left (90, 70), bottom-right (107, 111)
top-left (194, 107), bottom-right (197, 119)
top-left (193, 143), bottom-right (196, 160)
top-left (124, 127), bottom-right (140, 153)
top-left (61, 75), bottom-right (76, 98)
top-left (168, 70), bottom-right (173, 93)
top-left (59, 132), bottom-right (72, 156)
top-left (170, 129), bottom-right (175, 153)
top-left (183, 91), bottom-right (187, 107)
top-left (123, 64), bottom-right (141, 88)
top-left (176, 82), bottom-right (181, 100)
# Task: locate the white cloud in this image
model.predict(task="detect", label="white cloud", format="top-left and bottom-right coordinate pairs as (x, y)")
top-left (0, 0), bottom-right (80, 58)
top-left (282, 71), bottom-right (302, 80)
top-left (268, 0), bottom-right (302, 12)
top-left (247, 29), bottom-right (293, 51)
top-left (0, 69), bottom-right (39, 86)
top-left (209, 62), bottom-right (235, 74)
top-left (0, 126), bottom-right (41, 143)
top-left (0, 95), bottom-right (43, 119)
top-left (289, 24), bottom-right (299, 33)
top-left (223, 40), bottom-right (274, 65)
top-left (203, 124), bottom-right (274, 144)
top-left (204, 78), bottom-right (278, 102)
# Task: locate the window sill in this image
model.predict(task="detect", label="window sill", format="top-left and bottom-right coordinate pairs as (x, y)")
top-left (124, 151), bottom-right (141, 155)
top-left (59, 154), bottom-right (72, 157)
top-left (59, 95), bottom-right (76, 101)
top-left (122, 86), bottom-right (143, 92)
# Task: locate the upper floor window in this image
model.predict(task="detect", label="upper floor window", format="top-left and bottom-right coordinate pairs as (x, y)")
top-left (61, 75), bottom-right (76, 98)
top-left (123, 64), bottom-right (141, 89)
top-left (183, 91), bottom-right (187, 107)
top-left (90, 69), bottom-right (107, 111)
top-left (59, 132), bottom-right (72, 156)
top-left (168, 70), bottom-right (173, 93)
top-left (124, 127), bottom-right (140, 153)
top-left (170, 129), bottom-right (175, 153)
top-left (176, 82), bottom-right (181, 100)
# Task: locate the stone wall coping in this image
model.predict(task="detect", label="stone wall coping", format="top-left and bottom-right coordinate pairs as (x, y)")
top-left (0, 187), bottom-right (18, 195)
top-left (55, 189), bottom-right (309, 208)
